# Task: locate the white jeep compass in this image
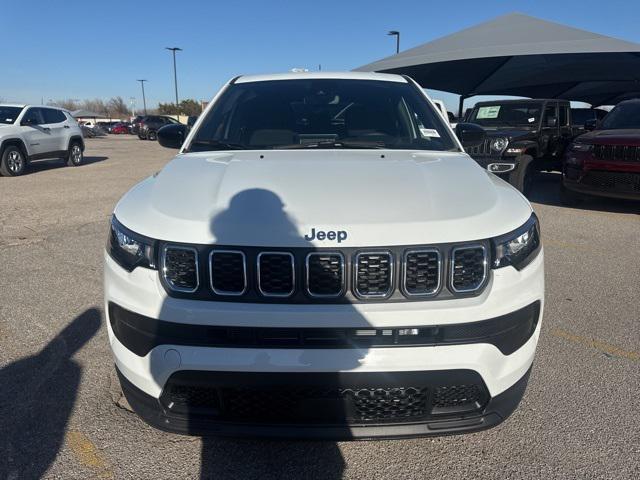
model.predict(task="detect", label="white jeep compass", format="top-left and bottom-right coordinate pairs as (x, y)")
top-left (0, 104), bottom-right (84, 176)
top-left (105, 72), bottom-right (543, 439)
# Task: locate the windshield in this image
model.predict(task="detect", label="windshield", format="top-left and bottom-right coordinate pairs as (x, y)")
top-left (189, 79), bottom-right (456, 151)
top-left (0, 106), bottom-right (24, 125)
top-left (469, 103), bottom-right (542, 127)
top-left (599, 102), bottom-right (640, 130)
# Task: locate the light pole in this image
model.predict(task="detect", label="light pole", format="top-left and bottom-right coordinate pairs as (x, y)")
top-left (387, 30), bottom-right (400, 54)
top-left (136, 79), bottom-right (148, 115)
top-left (165, 47), bottom-right (182, 118)
top-left (129, 96), bottom-right (136, 117)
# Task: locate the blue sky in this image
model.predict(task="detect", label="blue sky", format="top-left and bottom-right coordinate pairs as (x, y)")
top-left (3, 0), bottom-right (640, 112)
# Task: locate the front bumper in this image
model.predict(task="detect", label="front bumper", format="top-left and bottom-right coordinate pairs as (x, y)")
top-left (105, 249), bottom-right (544, 438)
top-left (564, 166), bottom-right (640, 201)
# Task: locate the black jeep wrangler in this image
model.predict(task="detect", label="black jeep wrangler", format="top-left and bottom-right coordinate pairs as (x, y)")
top-left (465, 99), bottom-right (575, 193)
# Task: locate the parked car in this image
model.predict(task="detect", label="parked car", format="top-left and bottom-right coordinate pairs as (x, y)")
top-left (0, 104), bottom-right (84, 176)
top-left (465, 99), bottom-right (574, 193)
top-left (111, 123), bottom-right (129, 135)
top-left (138, 115), bottom-right (180, 140)
top-left (131, 115), bottom-right (144, 135)
top-left (562, 99), bottom-right (640, 203)
top-left (106, 72), bottom-right (543, 439)
top-left (570, 108), bottom-right (608, 134)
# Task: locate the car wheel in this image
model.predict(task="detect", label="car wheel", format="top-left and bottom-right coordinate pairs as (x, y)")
top-left (508, 155), bottom-right (534, 195)
top-left (147, 130), bottom-right (157, 141)
top-left (0, 145), bottom-right (26, 177)
top-left (560, 181), bottom-right (585, 206)
top-left (138, 132), bottom-right (147, 140)
top-left (66, 141), bottom-right (84, 167)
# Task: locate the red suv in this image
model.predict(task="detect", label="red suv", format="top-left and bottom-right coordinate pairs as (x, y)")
top-left (562, 99), bottom-right (640, 204)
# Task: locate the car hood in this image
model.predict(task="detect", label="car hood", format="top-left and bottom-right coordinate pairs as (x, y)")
top-left (114, 150), bottom-right (532, 247)
top-left (578, 129), bottom-right (640, 145)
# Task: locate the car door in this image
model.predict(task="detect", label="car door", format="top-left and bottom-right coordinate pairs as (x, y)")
top-left (540, 103), bottom-right (559, 159)
top-left (557, 103), bottom-right (573, 152)
top-left (20, 107), bottom-right (52, 156)
top-left (42, 108), bottom-right (69, 152)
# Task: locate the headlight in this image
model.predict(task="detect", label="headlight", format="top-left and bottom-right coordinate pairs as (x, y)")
top-left (107, 216), bottom-right (157, 271)
top-left (569, 143), bottom-right (592, 152)
top-left (492, 214), bottom-right (541, 270)
top-left (491, 137), bottom-right (508, 151)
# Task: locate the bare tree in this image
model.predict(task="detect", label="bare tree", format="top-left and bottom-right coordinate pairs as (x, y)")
top-left (50, 99), bottom-right (79, 111)
top-left (107, 96), bottom-right (130, 117)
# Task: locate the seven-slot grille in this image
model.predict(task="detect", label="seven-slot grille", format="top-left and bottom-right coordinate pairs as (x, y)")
top-left (403, 249), bottom-right (440, 296)
top-left (354, 252), bottom-right (393, 299)
top-left (593, 144), bottom-right (640, 162)
top-left (451, 246), bottom-right (487, 293)
top-left (465, 137), bottom-right (494, 157)
top-left (257, 252), bottom-right (295, 297)
top-left (306, 253), bottom-right (345, 297)
top-left (210, 250), bottom-right (246, 295)
top-left (161, 245), bottom-right (489, 300)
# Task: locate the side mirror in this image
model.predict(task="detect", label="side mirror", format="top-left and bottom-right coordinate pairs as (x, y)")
top-left (455, 122), bottom-right (486, 148)
top-left (584, 118), bottom-right (597, 131)
top-left (545, 117), bottom-right (557, 128)
top-left (157, 124), bottom-right (187, 149)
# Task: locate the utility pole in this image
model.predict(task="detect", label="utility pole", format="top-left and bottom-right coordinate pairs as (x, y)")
top-left (387, 30), bottom-right (400, 54)
top-left (165, 47), bottom-right (182, 119)
top-left (136, 79), bottom-right (147, 115)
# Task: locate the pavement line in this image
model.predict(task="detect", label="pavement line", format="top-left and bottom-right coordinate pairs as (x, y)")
top-left (65, 430), bottom-right (114, 479)
top-left (551, 328), bottom-right (639, 361)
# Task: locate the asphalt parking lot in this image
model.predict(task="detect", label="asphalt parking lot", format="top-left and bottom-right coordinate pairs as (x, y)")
top-left (0, 135), bottom-right (638, 480)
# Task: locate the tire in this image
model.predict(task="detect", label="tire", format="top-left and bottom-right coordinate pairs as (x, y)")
top-left (147, 130), bottom-right (157, 141)
top-left (560, 181), bottom-right (585, 206)
top-left (0, 145), bottom-right (27, 177)
top-left (509, 155), bottom-right (534, 195)
top-left (66, 141), bottom-right (84, 167)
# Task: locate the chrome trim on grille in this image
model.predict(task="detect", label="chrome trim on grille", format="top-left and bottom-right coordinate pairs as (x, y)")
top-left (353, 251), bottom-right (394, 300)
top-left (401, 248), bottom-right (441, 298)
top-left (450, 245), bottom-right (488, 294)
top-left (209, 250), bottom-right (247, 296)
top-left (161, 245), bottom-right (199, 293)
top-left (305, 252), bottom-right (346, 298)
top-left (257, 251), bottom-right (295, 298)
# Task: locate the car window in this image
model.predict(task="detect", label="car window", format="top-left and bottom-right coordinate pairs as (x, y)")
top-left (0, 106), bottom-right (24, 124)
top-left (571, 109), bottom-right (593, 126)
top-left (559, 106), bottom-right (569, 126)
top-left (600, 102), bottom-right (640, 129)
top-left (543, 105), bottom-right (557, 125)
top-left (190, 79), bottom-right (456, 152)
top-left (22, 108), bottom-right (45, 125)
top-left (43, 108), bottom-right (67, 124)
top-left (468, 103), bottom-right (542, 126)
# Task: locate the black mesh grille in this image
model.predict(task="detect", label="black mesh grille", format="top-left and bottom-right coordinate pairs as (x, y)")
top-left (355, 252), bottom-right (392, 298)
top-left (451, 247), bottom-right (486, 292)
top-left (307, 253), bottom-right (344, 296)
top-left (432, 384), bottom-right (487, 413)
top-left (163, 248), bottom-right (198, 291)
top-left (581, 170), bottom-right (640, 193)
top-left (404, 250), bottom-right (440, 295)
top-left (593, 144), bottom-right (640, 162)
top-left (346, 387), bottom-right (429, 420)
top-left (210, 251), bottom-right (246, 295)
top-left (258, 253), bottom-right (294, 296)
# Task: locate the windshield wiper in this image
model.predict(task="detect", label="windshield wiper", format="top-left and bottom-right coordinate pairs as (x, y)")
top-left (277, 140), bottom-right (386, 150)
top-left (187, 140), bottom-right (247, 151)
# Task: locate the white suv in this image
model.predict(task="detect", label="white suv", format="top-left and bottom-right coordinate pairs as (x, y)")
top-left (0, 104), bottom-right (84, 176)
top-left (105, 72), bottom-right (544, 439)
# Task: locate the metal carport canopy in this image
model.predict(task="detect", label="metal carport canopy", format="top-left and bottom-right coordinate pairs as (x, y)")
top-left (355, 13), bottom-right (640, 113)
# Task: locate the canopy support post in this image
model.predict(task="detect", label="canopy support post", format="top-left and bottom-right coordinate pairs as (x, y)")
top-left (458, 95), bottom-right (467, 120)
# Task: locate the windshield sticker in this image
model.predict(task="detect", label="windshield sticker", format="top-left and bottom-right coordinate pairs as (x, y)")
top-left (528, 117), bottom-right (536, 123)
top-left (419, 128), bottom-right (440, 138)
top-left (476, 106), bottom-right (501, 119)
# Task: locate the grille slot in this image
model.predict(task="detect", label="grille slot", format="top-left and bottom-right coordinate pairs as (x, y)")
top-left (403, 249), bottom-right (441, 296)
top-left (210, 250), bottom-right (246, 296)
top-left (354, 252), bottom-right (393, 299)
top-left (257, 252), bottom-right (295, 297)
top-left (306, 253), bottom-right (345, 297)
top-left (451, 246), bottom-right (487, 293)
top-left (465, 137), bottom-right (494, 156)
top-left (162, 246), bottom-right (199, 292)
